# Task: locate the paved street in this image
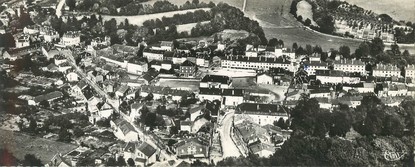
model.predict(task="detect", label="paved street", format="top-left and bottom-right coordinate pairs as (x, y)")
top-left (218, 110), bottom-right (242, 158)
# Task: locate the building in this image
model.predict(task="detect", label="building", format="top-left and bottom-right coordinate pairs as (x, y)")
top-left (123, 142), bottom-right (157, 166)
top-left (175, 138), bottom-right (209, 158)
top-left (2, 46), bottom-right (44, 61)
top-left (180, 121), bottom-right (192, 132)
top-left (161, 60), bottom-right (173, 70)
top-left (143, 49), bottom-right (164, 61)
top-left (333, 59), bottom-right (366, 74)
top-left (66, 72), bottom-right (79, 82)
top-left (235, 103), bottom-right (288, 126)
top-left (15, 35), bottom-right (30, 48)
top-left (304, 61), bottom-right (328, 75)
top-left (140, 85), bottom-right (191, 101)
top-left (372, 64), bottom-right (401, 78)
top-left (61, 31), bottom-right (81, 46)
top-left (315, 70), bottom-right (361, 84)
top-left (221, 55), bottom-right (294, 72)
top-left (30, 91), bottom-right (63, 106)
top-left (200, 75), bottom-right (232, 89)
top-left (248, 141), bottom-right (276, 158)
top-left (198, 88), bottom-right (244, 106)
top-left (256, 73), bottom-right (273, 84)
top-left (110, 119), bottom-right (139, 142)
top-left (180, 60), bottom-right (196, 77)
top-left (405, 65), bottom-right (415, 80)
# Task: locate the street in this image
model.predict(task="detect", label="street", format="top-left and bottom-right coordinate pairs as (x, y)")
top-left (63, 50), bottom-right (174, 160)
top-left (218, 110), bottom-right (242, 158)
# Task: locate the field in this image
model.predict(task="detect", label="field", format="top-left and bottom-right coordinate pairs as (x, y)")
top-left (0, 129), bottom-right (78, 164)
top-left (142, 0), bottom-right (244, 8)
top-left (101, 8), bottom-right (211, 26)
top-left (343, 0), bottom-right (415, 22)
top-left (296, 1), bottom-right (317, 26)
top-left (175, 21), bottom-right (210, 33)
top-left (156, 79), bottom-right (200, 91)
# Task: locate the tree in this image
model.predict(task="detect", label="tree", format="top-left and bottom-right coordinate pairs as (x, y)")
top-left (355, 42), bottom-right (370, 59)
top-left (0, 148), bottom-right (18, 166)
top-left (106, 157), bottom-right (117, 166)
top-left (390, 43), bottom-right (401, 55)
top-left (145, 93), bottom-right (154, 101)
top-left (66, 0), bottom-right (76, 11)
top-left (22, 154), bottom-right (43, 166)
top-left (402, 50), bottom-right (410, 57)
top-left (304, 18), bottom-right (311, 26)
top-left (39, 100), bottom-right (50, 108)
top-left (305, 44), bottom-right (313, 55)
top-left (329, 109), bottom-right (352, 137)
top-left (292, 42), bottom-right (298, 51)
top-left (117, 156), bottom-right (127, 166)
top-left (127, 158), bottom-right (135, 166)
top-left (339, 45), bottom-right (351, 59)
top-left (27, 117), bottom-right (38, 134)
top-left (297, 15), bottom-right (303, 22)
top-left (370, 38), bottom-right (385, 56)
top-left (73, 127), bottom-right (85, 138)
top-left (268, 38), bottom-right (279, 47)
top-left (275, 118), bottom-right (287, 129)
top-left (58, 127), bottom-right (72, 142)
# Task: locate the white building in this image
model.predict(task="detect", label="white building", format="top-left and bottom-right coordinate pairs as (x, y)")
top-left (200, 75), bottom-right (232, 89)
top-left (304, 61), bottom-right (328, 75)
top-left (143, 49), bottom-right (164, 61)
top-left (66, 72), bottom-right (79, 82)
top-left (315, 70), bottom-right (361, 84)
top-left (15, 35), bottom-right (30, 48)
top-left (372, 64), bottom-right (401, 78)
top-left (405, 65), bottom-right (415, 80)
top-left (61, 31), bottom-right (81, 46)
top-left (198, 88), bottom-right (244, 106)
top-left (333, 59), bottom-right (366, 75)
top-left (221, 55), bottom-right (294, 72)
top-left (235, 103), bottom-right (289, 126)
top-left (123, 142), bottom-right (157, 166)
top-left (256, 73), bottom-right (273, 84)
top-left (110, 119), bottom-right (139, 142)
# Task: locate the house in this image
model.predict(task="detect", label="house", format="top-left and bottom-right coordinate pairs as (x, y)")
top-left (189, 105), bottom-right (204, 121)
top-left (115, 85), bottom-right (130, 98)
top-left (161, 60), bottom-right (173, 70)
top-left (143, 49), bottom-right (164, 61)
top-left (180, 60), bottom-right (196, 77)
top-left (123, 142), bottom-right (157, 166)
top-left (110, 119), bottom-right (139, 142)
top-left (407, 86), bottom-right (415, 97)
top-left (405, 64), bottom-right (415, 80)
top-left (256, 73), bottom-right (273, 84)
top-left (221, 56), bottom-right (294, 72)
top-left (45, 153), bottom-right (72, 167)
top-left (372, 64), bottom-right (401, 78)
top-left (129, 102), bottom-right (144, 122)
top-left (31, 91), bottom-right (63, 106)
top-left (304, 61), bottom-right (328, 75)
top-left (15, 35), bottom-right (30, 48)
top-left (198, 88), bottom-right (244, 106)
top-left (66, 72), bottom-right (79, 82)
top-left (248, 141), bottom-right (276, 158)
top-left (127, 59), bottom-right (148, 75)
top-left (149, 60), bottom-right (162, 71)
top-left (180, 121), bottom-right (192, 132)
top-left (235, 103), bottom-right (288, 126)
top-left (61, 31), bottom-right (81, 46)
top-left (343, 82), bottom-right (375, 93)
top-left (175, 138), bottom-right (209, 158)
top-left (333, 59), bottom-right (366, 75)
top-left (335, 95), bottom-right (363, 108)
top-left (200, 75), bottom-right (232, 89)
top-left (2, 46), bottom-right (43, 61)
top-left (309, 88), bottom-right (334, 98)
top-left (234, 121), bottom-right (272, 146)
top-left (159, 41), bottom-right (173, 51)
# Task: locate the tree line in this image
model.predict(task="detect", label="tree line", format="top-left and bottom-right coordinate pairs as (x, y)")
top-left (142, 10), bottom-right (212, 29)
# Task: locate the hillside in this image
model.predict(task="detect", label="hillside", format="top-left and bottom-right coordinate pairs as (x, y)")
top-left (343, 0), bottom-right (415, 22)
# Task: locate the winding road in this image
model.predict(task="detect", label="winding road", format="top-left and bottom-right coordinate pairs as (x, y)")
top-left (218, 111), bottom-right (242, 158)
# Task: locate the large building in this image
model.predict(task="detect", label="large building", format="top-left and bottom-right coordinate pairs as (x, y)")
top-left (372, 64), bottom-right (401, 78)
top-left (200, 75), bottom-right (232, 89)
top-left (198, 88), bottom-right (244, 106)
top-left (333, 59), bottom-right (366, 75)
top-left (315, 70), bottom-right (361, 84)
top-left (304, 61), bottom-right (328, 75)
top-left (221, 55), bottom-right (294, 72)
top-left (234, 103), bottom-right (288, 126)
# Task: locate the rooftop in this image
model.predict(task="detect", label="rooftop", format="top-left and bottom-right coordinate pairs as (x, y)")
top-left (199, 88), bottom-right (244, 96)
top-left (333, 59), bottom-right (365, 66)
top-left (373, 64), bottom-right (400, 71)
top-left (201, 75), bottom-right (231, 84)
top-left (34, 91), bottom-right (63, 103)
top-left (223, 55), bottom-right (291, 64)
top-left (235, 103), bottom-right (287, 115)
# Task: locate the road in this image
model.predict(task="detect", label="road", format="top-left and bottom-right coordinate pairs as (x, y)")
top-left (218, 111), bottom-right (242, 158)
top-left (55, 0), bottom-right (65, 17)
top-left (63, 50), bottom-right (175, 160)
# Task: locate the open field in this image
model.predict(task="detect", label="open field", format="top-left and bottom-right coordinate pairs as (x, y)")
top-left (296, 1), bottom-right (317, 26)
top-left (101, 8), bottom-right (211, 26)
top-left (343, 0), bottom-right (415, 22)
top-left (175, 21), bottom-right (210, 33)
top-left (0, 129), bottom-right (78, 164)
top-left (142, 0), bottom-right (244, 8)
top-left (156, 79), bottom-right (200, 91)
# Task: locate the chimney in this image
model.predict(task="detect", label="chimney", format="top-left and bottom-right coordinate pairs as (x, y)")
top-left (257, 104), bottom-right (259, 110)
top-left (232, 89), bottom-right (234, 95)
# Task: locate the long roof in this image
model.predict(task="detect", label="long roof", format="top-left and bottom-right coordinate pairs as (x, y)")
top-left (199, 88), bottom-right (244, 96)
top-left (235, 103), bottom-right (287, 115)
top-left (223, 55), bottom-right (291, 64)
top-left (137, 142), bottom-right (156, 157)
top-left (34, 91), bottom-right (63, 103)
top-left (333, 59), bottom-right (365, 66)
top-left (113, 119), bottom-right (137, 135)
top-left (201, 75), bottom-right (231, 84)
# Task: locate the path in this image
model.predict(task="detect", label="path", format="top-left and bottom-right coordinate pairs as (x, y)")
top-left (218, 110), bottom-right (241, 158)
top-left (55, 0), bottom-right (65, 17)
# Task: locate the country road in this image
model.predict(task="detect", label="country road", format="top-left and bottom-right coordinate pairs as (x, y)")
top-left (55, 0), bottom-right (65, 17)
top-left (219, 111), bottom-right (242, 158)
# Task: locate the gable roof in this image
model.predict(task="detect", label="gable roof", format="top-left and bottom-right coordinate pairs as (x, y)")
top-left (137, 142), bottom-right (156, 157)
top-left (113, 119), bottom-right (137, 135)
top-left (34, 91), bottom-right (63, 103)
top-left (249, 141), bottom-right (275, 154)
top-left (181, 60), bottom-right (196, 66)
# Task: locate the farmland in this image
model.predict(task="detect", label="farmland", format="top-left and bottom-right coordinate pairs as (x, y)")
top-left (101, 8), bottom-right (211, 26)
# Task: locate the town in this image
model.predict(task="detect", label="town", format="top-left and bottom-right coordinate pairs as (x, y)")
top-left (0, 0), bottom-right (414, 166)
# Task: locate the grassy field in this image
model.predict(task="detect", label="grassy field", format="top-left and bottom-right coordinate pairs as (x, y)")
top-left (343, 0), bottom-right (415, 22)
top-left (175, 21), bottom-right (210, 33)
top-left (101, 8), bottom-right (211, 26)
top-left (0, 129), bottom-right (78, 164)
